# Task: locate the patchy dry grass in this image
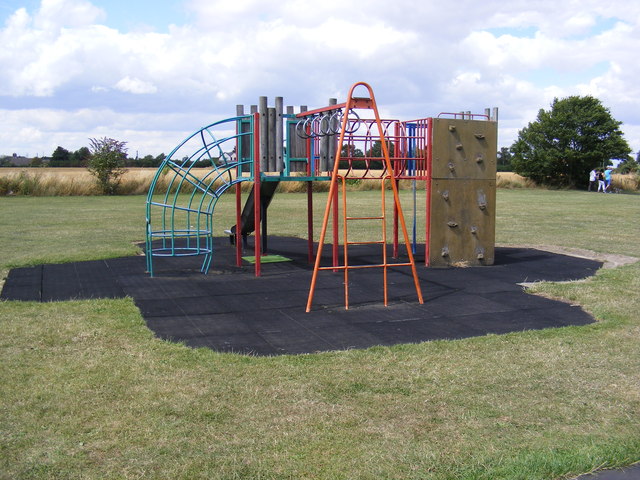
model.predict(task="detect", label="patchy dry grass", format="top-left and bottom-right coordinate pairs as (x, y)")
top-left (1, 189), bottom-right (639, 479)
top-left (2, 168), bottom-right (638, 196)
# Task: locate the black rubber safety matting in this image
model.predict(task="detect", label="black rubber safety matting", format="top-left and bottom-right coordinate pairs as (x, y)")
top-left (1, 237), bottom-right (603, 356)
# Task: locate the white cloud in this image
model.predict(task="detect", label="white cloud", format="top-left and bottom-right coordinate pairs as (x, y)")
top-left (1, 0), bottom-right (640, 157)
top-left (114, 76), bottom-right (158, 94)
top-left (34, 0), bottom-right (105, 30)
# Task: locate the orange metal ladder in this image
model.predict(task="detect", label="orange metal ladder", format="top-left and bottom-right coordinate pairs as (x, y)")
top-left (306, 82), bottom-right (424, 312)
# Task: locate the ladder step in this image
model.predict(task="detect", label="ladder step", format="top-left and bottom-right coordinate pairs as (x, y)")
top-left (318, 262), bottom-right (414, 271)
top-left (346, 216), bottom-right (384, 220)
top-left (347, 240), bottom-right (385, 246)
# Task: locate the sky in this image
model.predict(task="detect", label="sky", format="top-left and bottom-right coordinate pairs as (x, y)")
top-left (1, 0), bottom-right (640, 158)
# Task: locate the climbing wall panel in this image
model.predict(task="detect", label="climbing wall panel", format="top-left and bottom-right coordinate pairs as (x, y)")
top-left (431, 118), bottom-right (497, 180)
top-left (429, 179), bottom-right (496, 266)
top-left (429, 117), bottom-right (497, 267)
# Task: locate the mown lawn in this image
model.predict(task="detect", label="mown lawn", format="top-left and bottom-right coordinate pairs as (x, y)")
top-left (1, 189), bottom-right (639, 480)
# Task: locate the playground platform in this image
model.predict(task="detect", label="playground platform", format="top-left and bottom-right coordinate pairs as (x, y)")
top-left (1, 236), bottom-right (603, 356)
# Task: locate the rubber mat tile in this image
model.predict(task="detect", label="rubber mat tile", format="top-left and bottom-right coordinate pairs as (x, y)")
top-left (359, 316), bottom-right (481, 345)
top-left (257, 326), bottom-right (335, 355)
top-left (116, 276), bottom-right (171, 300)
top-left (418, 282), bottom-right (458, 302)
top-left (0, 266), bottom-right (42, 301)
top-left (146, 317), bottom-right (210, 340)
top-left (186, 314), bottom-right (255, 336)
top-left (104, 256), bottom-right (146, 274)
top-left (0, 284), bottom-right (41, 301)
top-left (529, 262), bottom-right (602, 283)
top-left (204, 276), bottom-right (309, 298)
top-left (420, 287), bottom-right (459, 304)
top-left (425, 293), bottom-right (517, 317)
top-left (41, 262), bottom-right (120, 301)
top-left (417, 317), bottom-right (487, 340)
top-left (308, 302), bottom-right (427, 326)
top-left (243, 315), bottom-right (305, 335)
top-left (150, 280), bottom-right (212, 299)
top-left (78, 282), bottom-right (125, 299)
top-left (429, 272), bottom-right (521, 294)
top-left (495, 248), bottom-right (551, 264)
top-left (528, 304), bottom-right (594, 327)
top-left (41, 264), bottom-right (82, 301)
top-left (308, 323), bottom-right (384, 351)
top-left (355, 319), bottom-right (433, 346)
top-left (480, 290), bottom-right (561, 309)
top-left (423, 268), bottom-right (519, 293)
top-left (455, 309), bottom-right (587, 336)
top-left (170, 295), bottom-right (227, 316)
top-left (134, 297), bottom-right (181, 317)
top-left (2, 265), bottom-right (41, 285)
top-left (282, 311), bottom-right (348, 329)
top-left (202, 292), bottom-right (282, 314)
top-left (73, 259), bottom-right (111, 275)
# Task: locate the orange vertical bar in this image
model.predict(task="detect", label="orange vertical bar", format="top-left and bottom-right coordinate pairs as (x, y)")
top-left (341, 176), bottom-right (349, 309)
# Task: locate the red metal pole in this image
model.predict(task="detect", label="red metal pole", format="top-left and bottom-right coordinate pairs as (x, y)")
top-left (425, 117), bottom-right (433, 267)
top-left (393, 122), bottom-right (399, 258)
top-left (332, 183), bottom-right (339, 269)
top-left (307, 181), bottom-right (314, 263)
top-left (235, 183), bottom-right (242, 266)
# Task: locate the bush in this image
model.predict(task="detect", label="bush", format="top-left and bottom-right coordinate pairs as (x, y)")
top-left (88, 137), bottom-right (128, 195)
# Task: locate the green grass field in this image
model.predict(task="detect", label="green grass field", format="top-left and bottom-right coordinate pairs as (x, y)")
top-left (1, 189), bottom-right (639, 479)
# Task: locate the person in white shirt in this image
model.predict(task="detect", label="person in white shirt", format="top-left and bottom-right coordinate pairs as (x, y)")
top-left (588, 168), bottom-right (597, 191)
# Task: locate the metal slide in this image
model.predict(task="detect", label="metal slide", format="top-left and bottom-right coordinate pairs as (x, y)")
top-left (227, 181), bottom-right (280, 246)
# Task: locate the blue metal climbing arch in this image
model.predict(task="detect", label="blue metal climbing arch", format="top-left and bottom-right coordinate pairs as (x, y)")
top-left (145, 114), bottom-right (256, 276)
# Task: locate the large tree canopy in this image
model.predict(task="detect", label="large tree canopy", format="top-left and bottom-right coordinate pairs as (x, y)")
top-left (510, 96), bottom-right (631, 188)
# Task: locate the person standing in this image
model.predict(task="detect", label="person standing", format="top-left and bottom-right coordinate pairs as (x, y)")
top-left (588, 168), bottom-right (597, 191)
top-left (604, 167), bottom-right (613, 192)
top-left (597, 170), bottom-right (606, 192)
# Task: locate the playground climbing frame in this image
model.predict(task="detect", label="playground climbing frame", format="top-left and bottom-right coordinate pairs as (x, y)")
top-left (145, 81), bottom-right (498, 311)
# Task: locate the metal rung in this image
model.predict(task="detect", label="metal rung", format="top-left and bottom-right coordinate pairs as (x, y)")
top-left (347, 240), bottom-right (385, 246)
top-left (318, 262), bottom-right (413, 271)
top-left (346, 216), bottom-right (384, 220)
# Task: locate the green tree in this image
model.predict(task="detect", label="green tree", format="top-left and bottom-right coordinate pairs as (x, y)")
top-left (366, 140), bottom-right (395, 158)
top-left (50, 146), bottom-right (71, 167)
top-left (70, 147), bottom-right (91, 167)
top-left (87, 137), bottom-right (128, 195)
top-left (497, 147), bottom-right (512, 171)
top-left (339, 144), bottom-right (365, 169)
top-left (364, 140), bottom-right (394, 170)
top-left (510, 96), bottom-right (631, 188)
top-left (616, 156), bottom-right (638, 174)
